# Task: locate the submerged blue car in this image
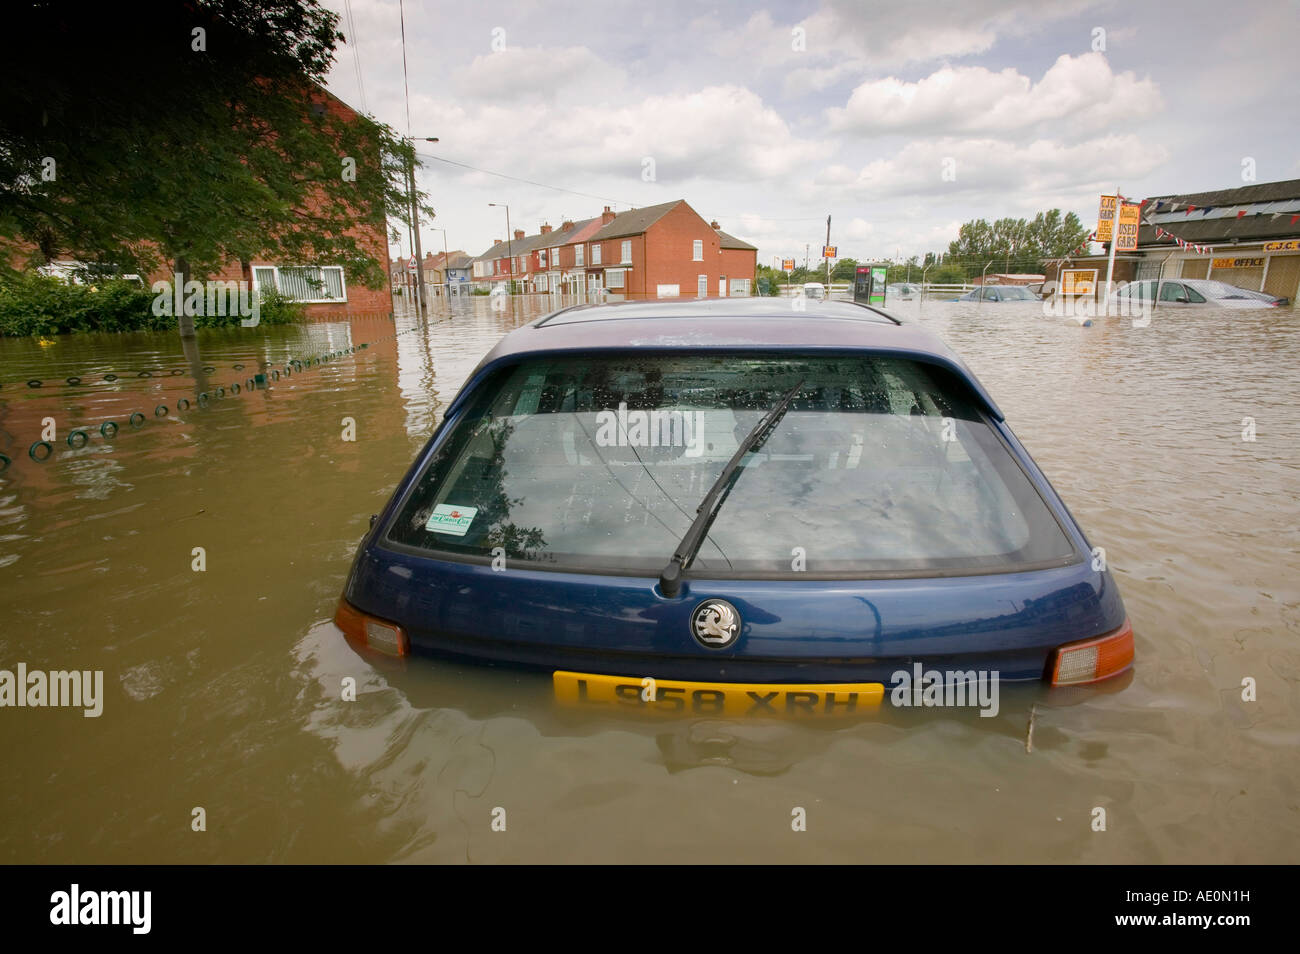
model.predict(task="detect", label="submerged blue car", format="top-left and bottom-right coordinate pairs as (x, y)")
top-left (336, 298), bottom-right (1131, 710)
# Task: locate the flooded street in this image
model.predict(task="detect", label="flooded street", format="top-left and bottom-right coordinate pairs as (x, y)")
top-left (1, 296), bottom-right (1297, 864)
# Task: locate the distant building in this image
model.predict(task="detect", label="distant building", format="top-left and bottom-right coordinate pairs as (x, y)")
top-left (972, 272), bottom-right (1044, 286)
top-left (1133, 178), bottom-right (1300, 301)
top-left (470, 199), bottom-right (759, 299)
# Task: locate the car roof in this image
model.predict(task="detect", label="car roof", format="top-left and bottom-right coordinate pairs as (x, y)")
top-left (467, 297), bottom-right (1006, 420)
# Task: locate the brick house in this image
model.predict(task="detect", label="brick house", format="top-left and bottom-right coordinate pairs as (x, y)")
top-left (470, 199), bottom-right (758, 298)
top-left (5, 85), bottom-right (391, 320)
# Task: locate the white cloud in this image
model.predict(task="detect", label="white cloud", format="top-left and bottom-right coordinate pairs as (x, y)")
top-left (810, 134), bottom-right (1171, 203)
top-left (424, 83), bottom-right (828, 185)
top-left (827, 54), bottom-right (1163, 137)
top-left (452, 46), bottom-right (627, 103)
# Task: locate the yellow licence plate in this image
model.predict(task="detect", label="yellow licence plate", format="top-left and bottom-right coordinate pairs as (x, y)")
top-left (554, 671), bottom-right (884, 717)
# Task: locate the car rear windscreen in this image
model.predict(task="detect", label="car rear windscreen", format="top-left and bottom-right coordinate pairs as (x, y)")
top-left (384, 353), bottom-right (1077, 576)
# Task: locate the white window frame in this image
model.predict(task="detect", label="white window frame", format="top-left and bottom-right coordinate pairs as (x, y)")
top-left (539, 249), bottom-right (547, 268)
top-left (621, 240), bottom-right (632, 264)
top-left (591, 243), bottom-right (602, 265)
top-left (574, 244), bottom-right (584, 266)
top-left (606, 268), bottom-right (626, 289)
top-left (254, 265), bottom-right (347, 303)
top-left (697, 274), bottom-right (708, 297)
top-left (693, 239), bottom-right (703, 261)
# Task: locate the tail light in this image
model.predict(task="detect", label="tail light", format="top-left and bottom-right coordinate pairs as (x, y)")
top-left (334, 599), bottom-right (409, 657)
top-left (1047, 619), bottom-right (1134, 686)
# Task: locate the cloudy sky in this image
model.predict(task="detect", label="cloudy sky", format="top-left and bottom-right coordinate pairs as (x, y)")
top-left (321, 0), bottom-right (1300, 266)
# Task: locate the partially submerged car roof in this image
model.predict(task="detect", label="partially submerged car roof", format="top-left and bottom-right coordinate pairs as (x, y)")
top-left (467, 297), bottom-right (1005, 420)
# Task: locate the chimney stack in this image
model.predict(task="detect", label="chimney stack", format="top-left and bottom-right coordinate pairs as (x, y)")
top-left (540, 223), bottom-right (552, 234)
top-left (601, 205), bottom-right (616, 225)
top-left (514, 228), bottom-right (525, 241)
top-left (561, 219), bottom-right (574, 231)
top-left (710, 220), bottom-right (721, 229)
top-left (494, 239), bottom-right (502, 246)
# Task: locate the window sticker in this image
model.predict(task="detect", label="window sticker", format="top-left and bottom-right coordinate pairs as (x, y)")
top-left (425, 503), bottom-right (478, 536)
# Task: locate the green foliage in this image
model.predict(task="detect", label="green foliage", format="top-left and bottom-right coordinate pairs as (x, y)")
top-left (0, 272), bottom-right (163, 336)
top-left (0, 1), bottom-right (426, 297)
top-left (753, 264), bottom-right (786, 295)
top-left (830, 258), bottom-right (859, 282)
top-left (250, 289), bottom-right (305, 325)
top-left (0, 272), bottom-right (308, 335)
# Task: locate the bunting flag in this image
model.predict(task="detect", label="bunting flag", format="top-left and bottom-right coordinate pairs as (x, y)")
top-left (1185, 205), bottom-right (1197, 215)
top-left (1292, 214), bottom-right (1300, 224)
top-left (1237, 210), bottom-right (1248, 219)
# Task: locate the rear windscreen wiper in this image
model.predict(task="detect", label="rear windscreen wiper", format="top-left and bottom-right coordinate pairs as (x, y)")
top-left (658, 378), bottom-right (804, 598)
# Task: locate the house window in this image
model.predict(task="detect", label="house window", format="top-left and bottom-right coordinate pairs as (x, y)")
top-left (574, 244), bottom-right (584, 266)
top-left (698, 274), bottom-right (708, 297)
top-left (621, 240), bottom-right (632, 263)
top-left (256, 265), bottom-right (346, 302)
top-left (693, 239), bottom-right (703, 261)
top-left (552, 247), bottom-right (561, 266)
top-left (729, 278), bottom-right (751, 297)
top-left (606, 269), bottom-right (626, 289)
top-left (540, 249), bottom-right (547, 268)
top-left (592, 243), bottom-right (601, 265)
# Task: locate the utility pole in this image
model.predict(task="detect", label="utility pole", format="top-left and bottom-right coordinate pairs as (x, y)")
top-left (824, 214), bottom-right (832, 286)
top-left (405, 136), bottom-right (439, 316)
top-left (490, 203), bottom-right (512, 295)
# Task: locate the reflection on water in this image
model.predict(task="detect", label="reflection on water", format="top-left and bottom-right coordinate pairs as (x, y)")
top-left (0, 294), bottom-right (1297, 863)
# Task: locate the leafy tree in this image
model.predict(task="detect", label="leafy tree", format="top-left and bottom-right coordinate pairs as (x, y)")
top-left (946, 209), bottom-right (1089, 271)
top-left (830, 258), bottom-right (859, 282)
top-left (0, 0), bottom-right (427, 336)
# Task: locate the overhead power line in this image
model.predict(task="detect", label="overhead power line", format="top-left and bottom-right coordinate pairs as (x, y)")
top-left (343, 0), bottom-right (366, 114)
top-left (415, 152), bottom-right (643, 208)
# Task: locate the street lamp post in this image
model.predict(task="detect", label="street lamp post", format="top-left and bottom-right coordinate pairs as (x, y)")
top-left (430, 226), bottom-right (450, 296)
top-left (489, 203), bottom-right (511, 295)
top-left (405, 136), bottom-right (439, 315)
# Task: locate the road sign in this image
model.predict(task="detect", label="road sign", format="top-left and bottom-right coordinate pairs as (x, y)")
top-left (1060, 268), bottom-right (1097, 296)
top-left (1096, 195), bottom-right (1117, 243)
top-left (822, 246), bottom-right (837, 259)
top-left (781, 258), bottom-right (795, 272)
top-left (1116, 203), bottom-right (1141, 251)
top-left (406, 258), bottom-right (417, 273)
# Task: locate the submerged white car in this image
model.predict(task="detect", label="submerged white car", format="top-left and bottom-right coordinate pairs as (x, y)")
top-left (1110, 278), bottom-right (1284, 308)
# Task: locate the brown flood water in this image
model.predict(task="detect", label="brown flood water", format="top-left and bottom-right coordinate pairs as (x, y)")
top-left (1, 295), bottom-right (1297, 863)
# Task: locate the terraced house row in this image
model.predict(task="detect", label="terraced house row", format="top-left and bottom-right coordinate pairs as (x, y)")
top-left (469, 199), bottom-right (758, 299)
